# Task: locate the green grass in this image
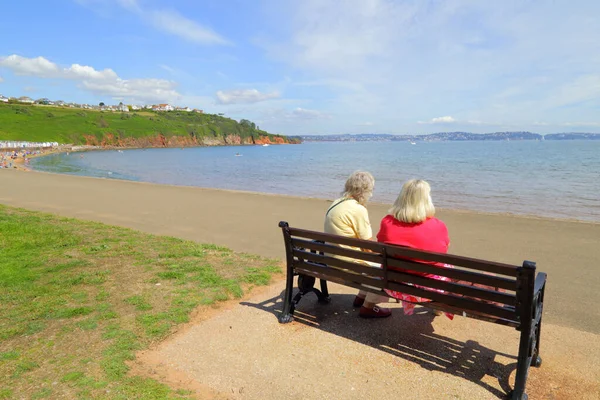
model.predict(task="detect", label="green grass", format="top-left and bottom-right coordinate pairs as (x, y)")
top-left (0, 205), bottom-right (282, 398)
top-left (0, 103), bottom-right (297, 145)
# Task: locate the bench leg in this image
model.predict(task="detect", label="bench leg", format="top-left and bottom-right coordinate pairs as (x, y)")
top-left (512, 328), bottom-right (533, 400)
top-left (278, 270), bottom-right (295, 324)
top-left (531, 293), bottom-right (544, 368)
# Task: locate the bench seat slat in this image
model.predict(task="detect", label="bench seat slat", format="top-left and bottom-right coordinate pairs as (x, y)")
top-left (288, 227), bottom-right (518, 277)
top-left (387, 258), bottom-right (516, 291)
top-left (387, 270), bottom-right (517, 306)
top-left (291, 238), bottom-right (383, 264)
top-left (292, 249), bottom-right (386, 277)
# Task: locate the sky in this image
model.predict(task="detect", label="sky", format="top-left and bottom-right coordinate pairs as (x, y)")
top-left (1, 0), bottom-right (600, 136)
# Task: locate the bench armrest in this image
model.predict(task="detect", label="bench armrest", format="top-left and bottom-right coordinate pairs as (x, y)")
top-left (533, 272), bottom-right (547, 296)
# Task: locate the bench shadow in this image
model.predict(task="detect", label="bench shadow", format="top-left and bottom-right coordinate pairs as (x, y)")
top-left (241, 290), bottom-right (517, 399)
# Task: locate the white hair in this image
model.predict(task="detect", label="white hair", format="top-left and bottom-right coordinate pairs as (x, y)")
top-left (388, 179), bottom-right (435, 223)
top-left (342, 171), bottom-right (375, 205)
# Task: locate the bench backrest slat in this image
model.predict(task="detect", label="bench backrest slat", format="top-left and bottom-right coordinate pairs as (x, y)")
top-left (385, 246), bottom-right (518, 277)
top-left (291, 238), bottom-right (383, 264)
top-left (385, 280), bottom-right (517, 321)
top-left (386, 258), bottom-right (516, 291)
top-left (293, 249), bottom-right (386, 278)
top-left (295, 260), bottom-right (386, 289)
top-left (288, 227), bottom-right (519, 277)
top-left (295, 261), bottom-right (520, 325)
top-left (294, 248), bottom-right (516, 306)
top-left (387, 270), bottom-right (516, 306)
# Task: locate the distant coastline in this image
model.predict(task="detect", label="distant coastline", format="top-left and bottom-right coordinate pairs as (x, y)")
top-left (301, 132), bottom-right (600, 142)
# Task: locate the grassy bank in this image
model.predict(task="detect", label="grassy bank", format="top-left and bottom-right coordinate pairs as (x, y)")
top-left (0, 103), bottom-right (297, 145)
top-left (0, 205), bottom-right (281, 399)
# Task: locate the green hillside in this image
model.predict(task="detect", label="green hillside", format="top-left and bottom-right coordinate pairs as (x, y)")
top-left (0, 103), bottom-right (297, 146)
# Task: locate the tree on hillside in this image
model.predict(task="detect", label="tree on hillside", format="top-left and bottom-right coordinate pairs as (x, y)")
top-left (99, 102), bottom-right (105, 107)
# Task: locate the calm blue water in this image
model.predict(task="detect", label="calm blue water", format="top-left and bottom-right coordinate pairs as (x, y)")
top-left (31, 141), bottom-right (600, 222)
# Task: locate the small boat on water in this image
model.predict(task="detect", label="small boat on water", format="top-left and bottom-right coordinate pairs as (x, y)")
top-left (235, 153), bottom-right (242, 157)
top-left (410, 141), bottom-right (416, 145)
top-left (262, 143), bottom-right (270, 147)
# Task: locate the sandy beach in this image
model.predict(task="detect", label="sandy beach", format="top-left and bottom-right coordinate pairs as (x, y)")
top-left (1, 168), bottom-right (599, 334)
top-left (2, 168), bottom-right (600, 398)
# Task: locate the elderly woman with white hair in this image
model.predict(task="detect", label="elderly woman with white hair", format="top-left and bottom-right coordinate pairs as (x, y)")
top-left (324, 171), bottom-right (392, 318)
top-left (377, 179), bottom-right (453, 318)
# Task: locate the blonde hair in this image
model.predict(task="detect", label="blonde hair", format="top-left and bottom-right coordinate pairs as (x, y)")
top-left (342, 171), bottom-right (375, 205)
top-left (388, 179), bottom-right (435, 223)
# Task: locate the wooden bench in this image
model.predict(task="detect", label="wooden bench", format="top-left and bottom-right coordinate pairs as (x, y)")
top-left (278, 221), bottom-right (547, 400)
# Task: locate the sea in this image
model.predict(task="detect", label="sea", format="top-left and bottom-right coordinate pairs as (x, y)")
top-left (30, 140), bottom-right (600, 222)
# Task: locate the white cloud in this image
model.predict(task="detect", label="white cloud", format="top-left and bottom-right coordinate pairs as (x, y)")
top-left (159, 64), bottom-right (176, 74)
top-left (258, 107), bottom-right (331, 123)
top-left (560, 121), bottom-right (600, 128)
top-left (258, 0), bottom-right (600, 133)
top-left (418, 116), bottom-right (456, 124)
top-left (77, 0), bottom-right (230, 46)
top-left (0, 55), bottom-right (60, 77)
top-left (0, 55), bottom-right (118, 81)
top-left (147, 10), bottom-right (230, 46)
top-left (431, 116), bottom-right (456, 124)
top-left (0, 54), bottom-right (180, 103)
top-left (216, 89), bottom-right (280, 104)
top-left (80, 78), bottom-right (180, 102)
top-left (66, 64), bottom-right (118, 81)
top-left (291, 107), bottom-right (330, 120)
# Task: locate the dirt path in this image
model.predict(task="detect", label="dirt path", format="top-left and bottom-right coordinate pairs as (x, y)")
top-left (136, 281), bottom-right (600, 399)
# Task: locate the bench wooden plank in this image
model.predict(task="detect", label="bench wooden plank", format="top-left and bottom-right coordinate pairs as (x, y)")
top-left (292, 249), bottom-right (386, 277)
top-left (291, 238), bottom-right (383, 264)
top-left (294, 248), bottom-right (515, 305)
top-left (385, 280), bottom-right (517, 321)
top-left (289, 227), bottom-right (384, 251)
top-left (288, 227), bottom-right (519, 277)
top-left (385, 246), bottom-right (519, 277)
top-left (295, 259), bottom-right (516, 320)
top-left (387, 270), bottom-right (517, 306)
top-left (387, 258), bottom-right (516, 291)
top-left (294, 264), bottom-right (387, 296)
top-left (426, 303), bottom-right (519, 327)
top-left (294, 260), bottom-right (386, 289)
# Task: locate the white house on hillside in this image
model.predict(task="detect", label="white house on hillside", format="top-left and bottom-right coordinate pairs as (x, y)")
top-left (152, 104), bottom-right (174, 111)
top-left (0, 95), bottom-right (8, 103)
top-left (18, 96), bottom-right (34, 104)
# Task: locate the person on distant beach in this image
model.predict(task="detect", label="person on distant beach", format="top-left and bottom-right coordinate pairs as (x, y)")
top-left (324, 171), bottom-right (392, 318)
top-left (377, 179), bottom-right (453, 318)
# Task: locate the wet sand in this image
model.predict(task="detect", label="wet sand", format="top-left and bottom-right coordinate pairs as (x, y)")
top-left (1, 169), bottom-right (599, 335)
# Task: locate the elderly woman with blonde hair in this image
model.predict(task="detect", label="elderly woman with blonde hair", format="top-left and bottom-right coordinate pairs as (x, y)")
top-left (377, 179), bottom-right (453, 318)
top-left (324, 171), bottom-right (392, 318)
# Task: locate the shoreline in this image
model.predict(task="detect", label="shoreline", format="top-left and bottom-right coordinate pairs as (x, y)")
top-left (23, 166), bottom-right (600, 226)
